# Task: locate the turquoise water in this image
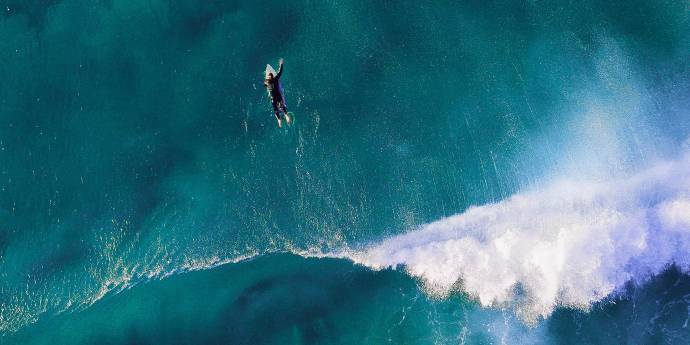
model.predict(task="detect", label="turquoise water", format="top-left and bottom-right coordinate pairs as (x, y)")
top-left (1, 0), bottom-right (689, 344)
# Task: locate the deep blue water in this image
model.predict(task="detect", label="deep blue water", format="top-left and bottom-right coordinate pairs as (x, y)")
top-left (0, 0), bottom-right (689, 344)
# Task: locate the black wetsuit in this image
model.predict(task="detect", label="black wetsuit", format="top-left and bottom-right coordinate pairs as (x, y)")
top-left (264, 63), bottom-right (287, 118)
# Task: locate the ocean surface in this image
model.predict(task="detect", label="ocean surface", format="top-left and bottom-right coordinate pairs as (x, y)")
top-left (1, 0), bottom-right (689, 344)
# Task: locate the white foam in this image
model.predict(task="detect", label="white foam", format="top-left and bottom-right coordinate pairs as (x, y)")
top-left (658, 200), bottom-right (690, 231)
top-left (344, 154), bottom-right (690, 323)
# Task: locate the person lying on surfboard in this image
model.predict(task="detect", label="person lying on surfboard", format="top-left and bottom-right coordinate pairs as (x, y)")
top-left (264, 58), bottom-right (291, 127)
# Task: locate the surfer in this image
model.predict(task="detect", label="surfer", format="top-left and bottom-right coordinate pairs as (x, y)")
top-left (264, 58), bottom-right (291, 127)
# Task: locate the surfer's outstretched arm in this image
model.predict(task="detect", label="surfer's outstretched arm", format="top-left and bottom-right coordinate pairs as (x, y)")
top-left (275, 58), bottom-right (284, 79)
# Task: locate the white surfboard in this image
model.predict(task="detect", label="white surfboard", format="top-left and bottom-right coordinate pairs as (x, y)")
top-left (265, 64), bottom-right (277, 78)
top-left (264, 63), bottom-right (287, 107)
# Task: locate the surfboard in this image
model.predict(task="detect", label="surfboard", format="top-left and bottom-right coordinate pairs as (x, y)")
top-left (265, 64), bottom-right (277, 78)
top-left (265, 64), bottom-right (287, 107)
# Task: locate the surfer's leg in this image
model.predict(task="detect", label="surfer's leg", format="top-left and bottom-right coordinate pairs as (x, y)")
top-left (273, 103), bottom-right (282, 127)
top-left (280, 103), bottom-right (291, 124)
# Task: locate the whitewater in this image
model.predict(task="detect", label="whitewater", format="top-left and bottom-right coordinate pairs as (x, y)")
top-left (343, 152), bottom-right (690, 323)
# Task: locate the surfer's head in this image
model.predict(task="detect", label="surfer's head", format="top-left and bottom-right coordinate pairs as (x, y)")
top-left (266, 73), bottom-right (274, 80)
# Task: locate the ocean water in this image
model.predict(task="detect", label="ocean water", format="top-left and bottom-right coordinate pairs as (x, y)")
top-left (0, 0), bottom-right (689, 344)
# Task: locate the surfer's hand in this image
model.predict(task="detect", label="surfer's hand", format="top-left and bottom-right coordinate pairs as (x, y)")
top-left (279, 58), bottom-right (284, 65)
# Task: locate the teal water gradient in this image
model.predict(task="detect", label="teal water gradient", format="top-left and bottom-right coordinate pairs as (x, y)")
top-left (0, 0), bottom-right (689, 343)
top-left (8, 255), bottom-right (690, 344)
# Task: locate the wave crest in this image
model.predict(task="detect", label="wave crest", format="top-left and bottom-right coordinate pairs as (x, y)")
top-left (346, 154), bottom-right (690, 323)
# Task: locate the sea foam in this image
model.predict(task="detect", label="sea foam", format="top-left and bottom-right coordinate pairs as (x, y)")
top-left (345, 153), bottom-right (690, 323)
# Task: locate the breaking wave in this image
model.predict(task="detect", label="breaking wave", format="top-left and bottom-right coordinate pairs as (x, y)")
top-left (345, 153), bottom-right (690, 323)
